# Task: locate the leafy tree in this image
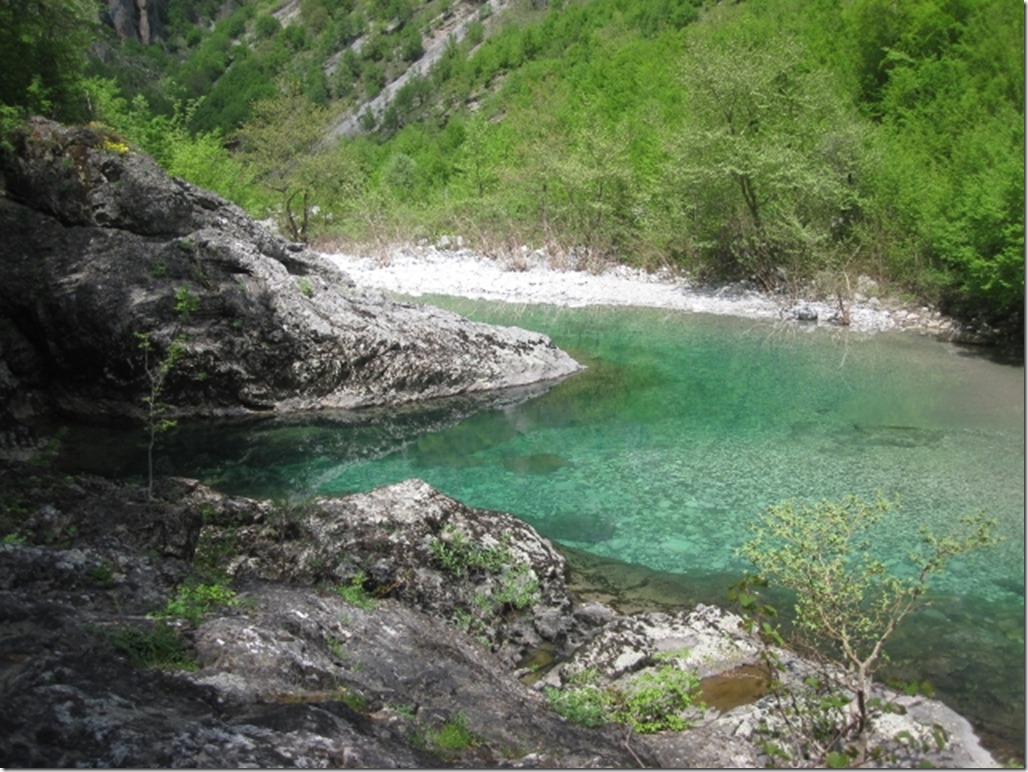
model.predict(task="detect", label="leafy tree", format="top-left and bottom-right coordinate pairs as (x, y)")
top-left (235, 85), bottom-right (363, 241)
top-left (454, 114), bottom-right (497, 198)
top-left (399, 23), bottom-right (424, 63)
top-left (255, 14), bottom-right (282, 40)
top-left (0, 0), bottom-right (99, 120)
top-left (737, 495), bottom-right (997, 764)
top-left (855, 0), bottom-right (1025, 331)
top-left (667, 14), bottom-right (866, 289)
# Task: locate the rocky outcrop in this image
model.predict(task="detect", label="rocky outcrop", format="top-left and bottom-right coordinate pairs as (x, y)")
top-left (0, 462), bottom-right (648, 767)
top-left (194, 478), bottom-right (580, 668)
top-left (102, 0), bottom-right (164, 44)
top-left (0, 118), bottom-right (581, 424)
top-left (0, 462), bottom-right (1000, 768)
top-left (538, 605), bottom-right (999, 768)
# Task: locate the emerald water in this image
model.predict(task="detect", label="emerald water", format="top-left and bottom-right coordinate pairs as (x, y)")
top-left (58, 298), bottom-right (1025, 759)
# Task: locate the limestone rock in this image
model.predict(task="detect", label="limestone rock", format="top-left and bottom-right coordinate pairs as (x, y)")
top-left (0, 462), bottom-right (647, 768)
top-left (0, 118), bottom-right (581, 423)
top-left (194, 478), bottom-right (578, 667)
top-left (0, 462), bottom-right (1003, 768)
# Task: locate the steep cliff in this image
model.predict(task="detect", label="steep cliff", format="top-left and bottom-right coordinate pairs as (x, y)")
top-left (102, 0), bottom-right (164, 44)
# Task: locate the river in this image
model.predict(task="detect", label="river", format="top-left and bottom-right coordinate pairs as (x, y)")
top-left (56, 298), bottom-right (1025, 762)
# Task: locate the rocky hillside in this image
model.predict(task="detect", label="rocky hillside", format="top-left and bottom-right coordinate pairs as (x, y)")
top-left (0, 117), bottom-right (579, 447)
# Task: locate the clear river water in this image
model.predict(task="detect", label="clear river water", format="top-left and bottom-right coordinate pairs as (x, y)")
top-left (58, 297), bottom-right (1025, 760)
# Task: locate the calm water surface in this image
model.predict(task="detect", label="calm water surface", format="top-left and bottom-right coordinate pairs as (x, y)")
top-left (61, 298), bottom-right (1026, 759)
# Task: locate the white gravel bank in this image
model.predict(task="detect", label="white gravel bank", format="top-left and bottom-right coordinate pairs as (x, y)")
top-left (324, 244), bottom-right (962, 337)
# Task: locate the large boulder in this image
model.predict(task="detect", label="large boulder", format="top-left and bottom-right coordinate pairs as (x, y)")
top-left (0, 118), bottom-right (581, 422)
top-left (0, 462), bottom-right (648, 768)
top-left (192, 477), bottom-right (585, 668)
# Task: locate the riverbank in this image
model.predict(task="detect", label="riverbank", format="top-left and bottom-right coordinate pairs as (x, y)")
top-left (323, 242), bottom-right (972, 339)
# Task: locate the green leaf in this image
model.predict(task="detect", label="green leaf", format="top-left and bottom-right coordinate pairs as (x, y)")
top-left (826, 750), bottom-right (851, 768)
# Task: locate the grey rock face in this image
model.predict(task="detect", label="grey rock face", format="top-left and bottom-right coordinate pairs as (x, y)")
top-left (0, 463), bottom-right (646, 768)
top-left (195, 477), bottom-right (580, 668)
top-left (0, 462), bottom-right (1002, 768)
top-left (0, 118), bottom-right (581, 421)
top-left (102, 0), bottom-right (163, 43)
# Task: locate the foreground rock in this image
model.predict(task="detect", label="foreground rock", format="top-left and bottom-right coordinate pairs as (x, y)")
top-left (0, 118), bottom-right (580, 429)
top-left (0, 462), bottom-right (999, 768)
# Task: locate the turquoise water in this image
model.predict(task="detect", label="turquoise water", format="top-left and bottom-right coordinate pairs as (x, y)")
top-left (59, 298), bottom-right (1026, 758)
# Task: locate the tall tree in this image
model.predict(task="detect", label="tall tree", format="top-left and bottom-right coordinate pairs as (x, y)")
top-left (235, 84), bottom-right (365, 242)
top-left (666, 13), bottom-right (866, 289)
top-left (0, 0), bottom-right (99, 120)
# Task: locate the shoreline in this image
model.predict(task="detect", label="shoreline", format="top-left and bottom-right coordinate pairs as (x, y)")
top-left (323, 243), bottom-right (970, 339)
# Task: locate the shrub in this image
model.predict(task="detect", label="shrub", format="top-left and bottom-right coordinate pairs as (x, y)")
top-left (334, 572), bottom-right (377, 610)
top-left (106, 621), bottom-right (197, 669)
top-left (154, 580), bottom-right (238, 626)
top-left (546, 662), bottom-right (704, 734)
top-left (424, 711), bottom-right (479, 755)
top-left (737, 494), bottom-right (998, 764)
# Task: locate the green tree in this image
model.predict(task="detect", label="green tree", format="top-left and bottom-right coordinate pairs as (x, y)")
top-left (0, 0), bottom-right (98, 120)
top-left (737, 495), bottom-right (997, 764)
top-left (234, 86), bottom-right (333, 241)
top-left (855, 0), bottom-right (1025, 331)
top-left (135, 288), bottom-right (198, 500)
top-left (667, 15), bottom-right (866, 289)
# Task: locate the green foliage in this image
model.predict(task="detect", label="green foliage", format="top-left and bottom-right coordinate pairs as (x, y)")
top-left (611, 665), bottom-right (703, 733)
top-left (174, 287), bottom-right (200, 317)
top-left (334, 572), bottom-right (377, 610)
top-left (255, 14), bottom-right (282, 39)
top-left (134, 285), bottom-right (197, 500)
top-left (428, 525), bottom-right (511, 577)
top-left (82, 78), bottom-right (265, 213)
top-left (234, 86), bottom-right (358, 241)
top-left (423, 711), bottom-right (479, 756)
top-left (737, 494), bottom-right (998, 764)
top-left (297, 277), bottom-right (315, 297)
top-left (491, 563), bottom-right (539, 611)
top-left (545, 669), bottom-right (609, 728)
top-left (739, 496), bottom-right (997, 675)
top-left (0, 0), bottom-right (97, 121)
top-left (88, 559), bottom-right (117, 587)
top-left (428, 525), bottom-right (540, 640)
top-left (155, 580), bottom-right (238, 626)
top-left (106, 621), bottom-right (198, 669)
top-left (25, 0), bottom-right (1019, 335)
top-left (666, 15), bottom-right (867, 289)
top-left (546, 662), bottom-right (704, 734)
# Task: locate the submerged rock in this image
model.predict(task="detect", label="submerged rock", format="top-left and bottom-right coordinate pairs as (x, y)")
top-left (0, 118), bottom-right (580, 424)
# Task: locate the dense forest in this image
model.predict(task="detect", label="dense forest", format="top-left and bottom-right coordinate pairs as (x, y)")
top-left (1, 0), bottom-right (1023, 337)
